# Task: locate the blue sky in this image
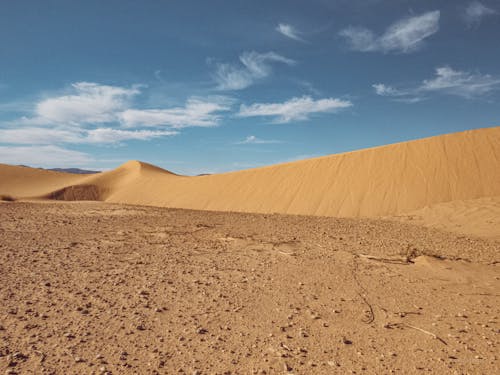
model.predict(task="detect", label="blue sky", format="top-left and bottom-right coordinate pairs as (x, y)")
top-left (0, 0), bottom-right (499, 174)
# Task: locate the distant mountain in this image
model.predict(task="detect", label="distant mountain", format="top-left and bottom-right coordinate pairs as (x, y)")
top-left (48, 168), bottom-right (100, 174)
top-left (15, 165), bottom-right (100, 174)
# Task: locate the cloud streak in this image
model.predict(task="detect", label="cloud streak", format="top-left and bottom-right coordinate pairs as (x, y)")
top-left (373, 66), bottom-right (500, 101)
top-left (276, 23), bottom-right (306, 42)
top-left (463, 2), bottom-right (498, 28)
top-left (1, 82), bottom-right (234, 155)
top-left (0, 145), bottom-right (93, 167)
top-left (213, 51), bottom-right (295, 90)
top-left (238, 96), bottom-right (352, 123)
top-left (0, 127), bottom-right (177, 145)
top-left (340, 11), bottom-right (440, 53)
top-left (236, 135), bottom-right (282, 144)
top-left (120, 97), bottom-right (233, 128)
top-left (35, 82), bottom-right (140, 125)
top-left (421, 66), bottom-right (500, 98)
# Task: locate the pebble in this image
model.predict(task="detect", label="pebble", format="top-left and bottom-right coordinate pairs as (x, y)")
top-left (342, 337), bottom-right (353, 345)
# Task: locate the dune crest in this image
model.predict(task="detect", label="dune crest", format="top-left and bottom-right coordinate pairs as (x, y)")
top-left (1, 127), bottom-right (499, 223)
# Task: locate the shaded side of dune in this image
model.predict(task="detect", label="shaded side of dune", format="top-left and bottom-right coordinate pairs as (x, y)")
top-left (45, 185), bottom-right (103, 201)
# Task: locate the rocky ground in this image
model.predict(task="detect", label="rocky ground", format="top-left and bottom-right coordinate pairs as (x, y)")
top-left (0, 202), bottom-right (498, 374)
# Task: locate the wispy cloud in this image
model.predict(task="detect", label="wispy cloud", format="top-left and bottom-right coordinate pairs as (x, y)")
top-left (421, 66), bottom-right (500, 98)
top-left (0, 127), bottom-right (177, 145)
top-left (238, 96), bottom-right (352, 123)
top-left (236, 135), bottom-right (282, 144)
top-left (14, 83), bottom-right (233, 130)
top-left (372, 83), bottom-right (425, 103)
top-left (340, 10), bottom-right (440, 53)
top-left (463, 1), bottom-right (498, 28)
top-left (373, 66), bottom-right (500, 101)
top-left (213, 51), bottom-right (295, 90)
top-left (120, 97), bottom-right (233, 128)
top-left (85, 128), bottom-right (178, 143)
top-left (35, 82), bottom-right (140, 125)
top-left (0, 81), bottom-right (239, 165)
top-left (0, 145), bottom-right (93, 167)
top-left (372, 83), bottom-right (405, 97)
top-left (276, 23), bottom-right (306, 42)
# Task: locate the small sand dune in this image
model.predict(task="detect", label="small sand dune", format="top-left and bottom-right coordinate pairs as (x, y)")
top-left (1, 127), bottom-right (499, 238)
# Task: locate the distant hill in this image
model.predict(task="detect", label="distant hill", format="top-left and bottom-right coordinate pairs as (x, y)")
top-left (47, 168), bottom-right (100, 175)
top-left (16, 165), bottom-right (100, 174)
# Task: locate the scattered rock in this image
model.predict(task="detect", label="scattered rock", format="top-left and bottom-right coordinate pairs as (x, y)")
top-left (342, 337), bottom-right (352, 345)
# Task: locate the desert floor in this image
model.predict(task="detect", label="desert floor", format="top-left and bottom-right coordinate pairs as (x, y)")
top-left (0, 202), bottom-right (498, 374)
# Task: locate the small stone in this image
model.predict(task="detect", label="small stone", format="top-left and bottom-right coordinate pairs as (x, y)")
top-left (283, 362), bottom-right (293, 372)
top-left (196, 327), bottom-right (208, 334)
top-left (342, 337), bottom-right (352, 345)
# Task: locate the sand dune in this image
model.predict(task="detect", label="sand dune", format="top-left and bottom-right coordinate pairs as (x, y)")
top-left (0, 164), bottom-right (83, 199)
top-left (1, 126), bottom-right (499, 222)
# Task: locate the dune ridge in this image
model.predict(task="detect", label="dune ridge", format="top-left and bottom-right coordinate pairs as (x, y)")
top-left (1, 127), bottom-right (499, 222)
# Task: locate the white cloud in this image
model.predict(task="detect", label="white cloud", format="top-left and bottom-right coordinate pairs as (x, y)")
top-left (120, 97), bottom-right (232, 128)
top-left (421, 66), bottom-right (500, 98)
top-left (212, 63), bottom-right (253, 91)
top-left (0, 127), bottom-right (80, 144)
top-left (0, 145), bottom-right (93, 167)
top-left (0, 82), bottom-right (231, 167)
top-left (463, 2), bottom-right (497, 27)
top-left (213, 51), bottom-right (295, 90)
top-left (340, 10), bottom-right (440, 53)
top-left (1, 81), bottom-right (233, 149)
top-left (236, 135), bottom-right (282, 144)
top-left (372, 83), bottom-right (404, 96)
top-left (36, 82), bottom-right (139, 125)
top-left (238, 96), bottom-right (352, 123)
top-left (276, 23), bottom-right (306, 42)
top-left (373, 66), bottom-right (500, 101)
top-left (85, 128), bottom-right (177, 143)
top-left (0, 127), bottom-right (176, 145)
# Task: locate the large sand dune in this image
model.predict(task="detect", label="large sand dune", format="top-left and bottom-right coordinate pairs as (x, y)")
top-left (1, 126), bottom-right (499, 221)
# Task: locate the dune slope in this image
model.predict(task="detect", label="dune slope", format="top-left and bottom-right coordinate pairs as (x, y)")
top-left (1, 127), bottom-right (499, 219)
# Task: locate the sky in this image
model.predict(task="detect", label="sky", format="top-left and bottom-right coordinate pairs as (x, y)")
top-left (0, 0), bottom-right (499, 174)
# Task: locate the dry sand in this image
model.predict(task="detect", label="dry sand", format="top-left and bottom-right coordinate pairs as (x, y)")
top-left (0, 202), bottom-right (499, 374)
top-left (1, 127), bottom-right (499, 373)
top-left (394, 196), bottom-right (500, 240)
